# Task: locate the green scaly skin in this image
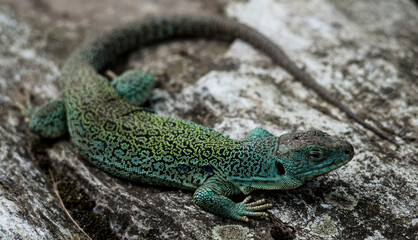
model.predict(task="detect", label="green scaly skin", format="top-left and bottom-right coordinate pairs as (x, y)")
top-left (29, 16), bottom-right (355, 221)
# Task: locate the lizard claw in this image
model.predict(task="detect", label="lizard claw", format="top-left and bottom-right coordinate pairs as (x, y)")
top-left (234, 196), bottom-right (273, 222)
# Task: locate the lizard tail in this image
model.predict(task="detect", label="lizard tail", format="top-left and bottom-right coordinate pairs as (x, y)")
top-left (62, 15), bottom-right (397, 145)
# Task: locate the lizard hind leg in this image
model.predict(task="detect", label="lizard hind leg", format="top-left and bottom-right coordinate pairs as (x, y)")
top-left (29, 99), bottom-right (68, 138)
top-left (110, 70), bottom-right (155, 106)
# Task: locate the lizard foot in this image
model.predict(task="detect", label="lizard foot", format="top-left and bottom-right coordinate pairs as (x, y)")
top-left (233, 196), bottom-right (273, 222)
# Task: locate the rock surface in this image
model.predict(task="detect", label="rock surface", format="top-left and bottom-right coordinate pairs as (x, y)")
top-left (0, 0), bottom-right (417, 239)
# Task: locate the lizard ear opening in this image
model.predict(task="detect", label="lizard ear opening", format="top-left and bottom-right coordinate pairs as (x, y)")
top-left (276, 162), bottom-right (286, 176)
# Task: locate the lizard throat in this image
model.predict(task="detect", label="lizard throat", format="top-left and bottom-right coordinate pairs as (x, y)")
top-left (293, 158), bottom-right (349, 180)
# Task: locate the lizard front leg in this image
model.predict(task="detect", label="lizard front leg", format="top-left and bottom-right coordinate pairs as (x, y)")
top-left (193, 177), bottom-right (273, 222)
top-left (246, 127), bottom-right (273, 140)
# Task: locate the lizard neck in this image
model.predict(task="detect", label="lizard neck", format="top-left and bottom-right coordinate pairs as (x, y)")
top-left (220, 136), bottom-right (295, 194)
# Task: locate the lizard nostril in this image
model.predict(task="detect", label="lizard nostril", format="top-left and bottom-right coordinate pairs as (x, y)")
top-left (343, 143), bottom-right (355, 158)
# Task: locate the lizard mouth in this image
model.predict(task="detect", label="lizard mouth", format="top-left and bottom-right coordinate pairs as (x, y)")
top-left (293, 156), bottom-right (351, 181)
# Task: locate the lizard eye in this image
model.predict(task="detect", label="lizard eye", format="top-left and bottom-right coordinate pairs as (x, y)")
top-left (309, 149), bottom-right (323, 161)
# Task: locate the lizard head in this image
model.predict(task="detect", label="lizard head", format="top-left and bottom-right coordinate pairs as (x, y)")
top-left (275, 129), bottom-right (354, 184)
top-left (226, 129), bottom-right (354, 194)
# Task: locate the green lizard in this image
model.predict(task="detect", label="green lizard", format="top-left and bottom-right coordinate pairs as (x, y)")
top-left (29, 16), bottom-right (358, 221)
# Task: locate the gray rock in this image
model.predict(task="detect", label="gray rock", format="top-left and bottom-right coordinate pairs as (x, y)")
top-left (0, 0), bottom-right (416, 239)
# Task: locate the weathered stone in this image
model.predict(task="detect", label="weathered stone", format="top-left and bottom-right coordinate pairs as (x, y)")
top-left (0, 0), bottom-right (416, 239)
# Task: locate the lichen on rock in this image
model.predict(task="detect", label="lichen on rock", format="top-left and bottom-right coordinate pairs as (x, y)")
top-left (213, 225), bottom-right (254, 240)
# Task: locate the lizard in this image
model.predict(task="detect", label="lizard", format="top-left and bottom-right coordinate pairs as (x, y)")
top-left (28, 15), bottom-right (359, 221)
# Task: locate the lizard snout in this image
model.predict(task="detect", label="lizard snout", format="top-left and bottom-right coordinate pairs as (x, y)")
top-left (341, 140), bottom-right (355, 161)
